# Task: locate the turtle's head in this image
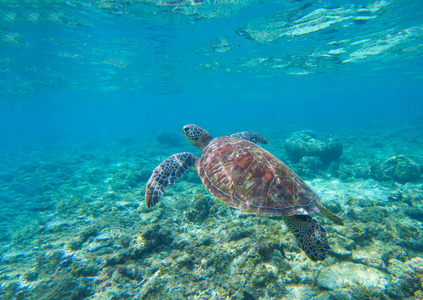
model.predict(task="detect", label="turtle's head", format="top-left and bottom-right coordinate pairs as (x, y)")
top-left (183, 124), bottom-right (212, 152)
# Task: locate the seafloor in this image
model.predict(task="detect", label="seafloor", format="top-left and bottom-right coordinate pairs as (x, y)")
top-left (1, 124), bottom-right (423, 300)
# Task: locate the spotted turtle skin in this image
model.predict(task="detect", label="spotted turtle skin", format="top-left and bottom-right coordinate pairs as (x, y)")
top-left (197, 136), bottom-right (321, 217)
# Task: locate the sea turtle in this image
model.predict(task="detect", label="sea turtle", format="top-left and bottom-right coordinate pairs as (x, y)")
top-left (145, 124), bottom-right (344, 261)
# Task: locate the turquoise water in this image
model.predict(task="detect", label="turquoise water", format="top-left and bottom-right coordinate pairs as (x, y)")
top-left (1, 0), bottom-right (423, 299)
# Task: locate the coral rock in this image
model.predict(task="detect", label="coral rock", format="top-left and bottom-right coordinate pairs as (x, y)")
top-left (317, 262), bottom-right (389, 291)
top-left (285, 130), bottom-right (342, 164)
top-left (372, 155), bottom-right (421, 183)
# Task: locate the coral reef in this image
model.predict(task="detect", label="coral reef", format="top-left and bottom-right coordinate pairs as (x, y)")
top-left (295, 156), bottom-right (324, 177)
top-left (185, 194), bottom-right (215, 223)
top-left (285, 130), bottom-right (343, 164)
top-left (0, 125), bottom-right (423, 299)
top-left (372, 155), bottom-right (421, 183)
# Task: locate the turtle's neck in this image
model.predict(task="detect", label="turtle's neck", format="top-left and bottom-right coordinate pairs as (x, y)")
top-left (198, 134), bottom-right (213, 153)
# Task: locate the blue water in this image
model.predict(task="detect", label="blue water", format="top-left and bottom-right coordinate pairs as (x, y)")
top-left (1, 0), bottom-right (422, 153)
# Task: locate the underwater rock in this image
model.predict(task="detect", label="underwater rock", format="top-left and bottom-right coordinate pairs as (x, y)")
top-left (156, 130), bottom-right (182, 146)
top-left (372, 155), bottom-right (421, 183)
top-left (285, 130), bottom-right (343, 164)
top-left (328, 246), bottom-right (351, 260)
top-left (117, 264), bottom-right (144, 281)
top-left (251, 263), bottom-right (278, 287)
top-left (86, 239), bottom-right (112, 253)
top-left (355, 206), bottom-right (388, 224)
top-left (210, 37), bottom-right (232, 53)
top-left (227, 226), bottom-right (254, 241)
top-left (388, 191), bottom-right (403, 202)
top-left (351, 248), bottom-right (386, 270)
top-left (1, 251), bottom-right (31, 263)
top-left (404, 205), bottom-right (423, 221)
top-left (386, 257), bottom-right (423, 298)
top-left (175, 254), bottom-right (195, 270)
top-left (1, 281), bottom-right (22, 299)
top-left (328, 236), bottom-right (355, 260)
top-left (295, 156), bottom-right (324, 177)
top-left (255, 240), bottom-right (280, 261)
top-left (317, 262), bottom-right (389, 291)
top-left (44, 220), bottom-right (73, 232)
top-left (406, 257), bottom-right (423, 274)
top-left (382, 246), bottom-right (409, 262)
top-left (328, 161), bottom-right (355, 180)
top-left (35, 249), bottom-right (83, 281)
top-left (71, 259), bottom-right (100, 277)
top-left (23, 270), bottom-right (39, 282)
top-left (185, 195), bottom-right (214, 223)
top-left (32, 274), bottom-right (94, 299)
top-left (70, 227), bottom-right (99, 250)
top-left (323, 200), bottom-right (342, 215)
top-left (126, 224), bottom-right (173, 259)
top-left (105, 253), bottom-right (126, 266)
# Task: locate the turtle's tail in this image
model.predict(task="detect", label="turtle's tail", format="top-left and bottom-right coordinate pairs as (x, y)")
top-left (282, 215), bottom-right (329, 262)
top-left (320, 206), bottom-right (344, 226)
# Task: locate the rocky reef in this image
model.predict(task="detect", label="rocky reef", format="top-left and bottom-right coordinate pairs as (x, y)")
top-left (285, 130), bottom-right (343, 164)
top-left (372, 155), bottom-right (421, 183)
top-left (0, 125), bottom-right (423, 299)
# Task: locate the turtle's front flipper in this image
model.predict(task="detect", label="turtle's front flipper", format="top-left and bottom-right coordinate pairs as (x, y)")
top-left (283, 215), bottom-right (329, 262)
top-left (145, 152), bottom-right (199, 209)
top-left (230, 132), bottom-right (269, 145)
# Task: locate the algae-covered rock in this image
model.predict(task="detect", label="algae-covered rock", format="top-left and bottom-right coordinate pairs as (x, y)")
top-left (117, 264), bottom-right (144, 281)
top-left (126, 224), bottom-right (173, 259)
top-left (328, 236), bottom-right (355, 260)
top-left (351, 248), bottom-right (386, 270)
top-left (251, 263), bottom-right (278, 287)
top-left (404, 205), bottom-right (423, 221)
top-left (226, 226), bottom-right (254, 241)
top-left (386, 257), bottom-right (423, 298)
top-left (44, 220), bottom-right (73, 232)
top-left (317, 262), bottom-right (389, 291)
top-left (185, 194), bottom-right (214, 223)
top-left (32, 275), bottom-right (94, 300)
top-left (71, 259), bottom-right (100, 277)
top-left (357, 206), bottom-right (388, 224)
top-left (285, 130), bottom-right (342, 164)
top-left (372, 155), bottom-right (421, 183)
top-left (296, 156), bottom-right (324, 177)
top-left (105, 253), bottom-right (126, 266)
top-left (1, 251), bottom-right (31, 264)
top-left (382, 246), bottom-right (409, 262)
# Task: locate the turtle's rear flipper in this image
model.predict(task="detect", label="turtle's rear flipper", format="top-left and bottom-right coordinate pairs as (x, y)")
top-left (145, 152), bottom-right (199, 209)
top-left (320, 206), bottom-right (344, 226)
top-left (283, 215), bottom-right (329, 262)
top-left (230, 132), bottom-right (269, 145)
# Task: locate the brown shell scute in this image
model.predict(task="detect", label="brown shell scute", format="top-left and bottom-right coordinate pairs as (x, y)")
top-left (197, 137), bottom-right (322, 217)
